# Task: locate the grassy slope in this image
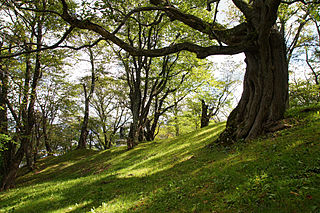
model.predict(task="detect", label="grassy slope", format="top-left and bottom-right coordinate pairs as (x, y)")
top-left (0, 110), bottom-right (320, 213)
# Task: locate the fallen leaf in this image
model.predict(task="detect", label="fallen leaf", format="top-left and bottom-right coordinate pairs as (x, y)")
top-left (290, 191), bottom-right (299, 196)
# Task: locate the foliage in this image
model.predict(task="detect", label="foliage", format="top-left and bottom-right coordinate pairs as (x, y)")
top-left (285, 102), bottom-right (320, 119)
top-left (289, 79), bottom-right (320, 107)
top-left (0, 134), bottom-right (15, 152)
top-left (0, 110), bottom-right (319, 212)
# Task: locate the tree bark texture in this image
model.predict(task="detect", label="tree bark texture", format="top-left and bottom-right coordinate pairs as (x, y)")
top-left (217, 30), bottom-right (288, 145)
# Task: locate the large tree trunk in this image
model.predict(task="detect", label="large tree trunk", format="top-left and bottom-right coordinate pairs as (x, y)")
top-left (1, 19), bottom-right (43, 189)
top-left (217, 30), bottom-right (288, 145)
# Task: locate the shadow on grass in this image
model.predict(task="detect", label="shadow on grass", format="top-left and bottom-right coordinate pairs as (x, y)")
top-left (1, 121), bottom-right (320, 212)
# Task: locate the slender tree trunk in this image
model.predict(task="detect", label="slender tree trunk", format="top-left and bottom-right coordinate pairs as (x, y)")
top-left (137, 124), bottom-right (145, 142)
top-left (33, 127), bottom-right (41, 162)
top-left (25, 141), bottom-right (34, 171)
top-left (102, 128), bottom-right (109, 150)
top-left (173, 100), bottom-right (179, 136)
top-left (78, 96), bottom-right (89, 149)
top-left (216, 30), bottom-right (288, 145)
top-left (78, 48), bottom-right (95, 149)
top-left (200, 99), bottom-right (211, 128)
top-left (127, 89), bottom-right (140, 149)
top-left (42, 116), bottom-right (53, 155)
top-left (144, 113), bottom-right (161, 141)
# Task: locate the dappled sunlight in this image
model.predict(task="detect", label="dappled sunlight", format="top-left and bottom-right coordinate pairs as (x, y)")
top-left (2, 118), bottom-right (320, 212)
top-left (192, 123), bottom-right (226, 138)
top-left (59, 201), bottom-right (92, 213)
top-left (218, 154), bottom-right (257, 168)
top-left (114, 125), bottom-right (223, 178)
top-left (106, 123), bottom-right (224, 179)
top-left (113, 144), bottom-right (191, 178)
top-left (90, 194), bottom-right (145, 213)
top-left (1, 173), bottom-right (109, 213)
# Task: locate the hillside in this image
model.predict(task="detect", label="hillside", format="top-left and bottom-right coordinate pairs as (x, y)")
top-left (1, 108), bottom-right (320, 213)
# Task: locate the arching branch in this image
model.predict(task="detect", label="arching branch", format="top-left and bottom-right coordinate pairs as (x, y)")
top-left (58, 0), bottom-right (250, 58)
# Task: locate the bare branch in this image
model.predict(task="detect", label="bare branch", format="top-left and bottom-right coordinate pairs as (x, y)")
top-left (281, 0), bottom-right (320, 4)
top-left (112, 6), bottom-right (164, 34)
top-left (0, 26), bottom-right (74, 59)
top-left (306, 50), bottom-right (319, 85)
top-left (14, 5), bottom-right (62, 17)
top-left (286, 11), bottom-right (311, 62)
top-left (58, 37), bottom-right (105, 50)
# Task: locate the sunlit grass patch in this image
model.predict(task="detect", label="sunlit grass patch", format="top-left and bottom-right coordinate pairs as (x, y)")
top-left (0, 113), bottom-right (319, 212)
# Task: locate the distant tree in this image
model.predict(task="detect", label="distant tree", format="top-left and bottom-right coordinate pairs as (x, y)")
top-left (200, 61), bottom-right (241, 128)
top-left (35, 67), bottom-right (70, 156)
top-left (91, 77), bottom-right (130, 149)
top-left (110, 11), bottom-right (191, 148)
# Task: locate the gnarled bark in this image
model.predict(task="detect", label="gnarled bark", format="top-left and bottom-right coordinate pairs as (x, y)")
top-left (216, 29), bottom-right (288, 145)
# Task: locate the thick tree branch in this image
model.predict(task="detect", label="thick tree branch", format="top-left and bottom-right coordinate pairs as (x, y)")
top-left (59, 1), bottom-right (250, 58)
top-left (135, 43), bottom-right (250, 58)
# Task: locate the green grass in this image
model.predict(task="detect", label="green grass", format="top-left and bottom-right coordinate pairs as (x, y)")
top-left (0, 109), bottom-right (320, 213)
